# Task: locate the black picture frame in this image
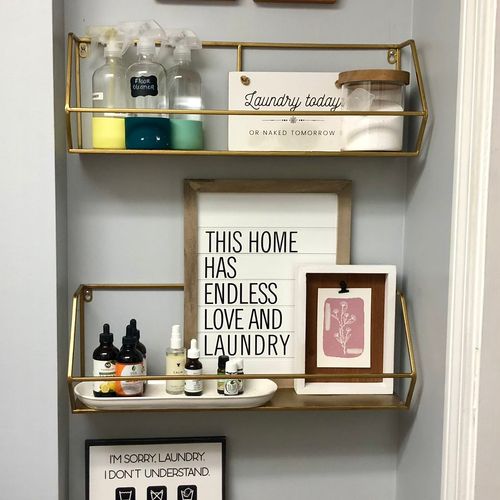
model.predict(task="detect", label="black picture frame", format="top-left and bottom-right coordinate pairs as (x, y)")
top-left (86, 436), bottom-right (226, 500)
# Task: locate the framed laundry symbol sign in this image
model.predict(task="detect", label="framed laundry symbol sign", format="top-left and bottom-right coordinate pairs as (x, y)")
top-left (86, 437), bottom-right (225, 500)
top-left (294, 265), bottom-right (396, 395)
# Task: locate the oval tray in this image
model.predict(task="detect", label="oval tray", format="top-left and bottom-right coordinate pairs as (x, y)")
top-left (74, 379), bottom-right (278, 410)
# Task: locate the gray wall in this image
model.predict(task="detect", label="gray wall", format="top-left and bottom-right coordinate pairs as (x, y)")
top-left (0, 0), bottom-right (66, 498)
top-left (63, 1), bottom-right (457, 500)
top-left (397, 1), bottom-right (460, 499)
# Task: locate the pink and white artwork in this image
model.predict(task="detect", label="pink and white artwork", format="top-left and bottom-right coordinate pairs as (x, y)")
top-left (316, 288), bottom-right (372, 368)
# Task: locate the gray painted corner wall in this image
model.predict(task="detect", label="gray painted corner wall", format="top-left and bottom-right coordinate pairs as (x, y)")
top-left (0, 0), bottom-right (64, 498)
top-left (397, 0), bottom-right (460, 499)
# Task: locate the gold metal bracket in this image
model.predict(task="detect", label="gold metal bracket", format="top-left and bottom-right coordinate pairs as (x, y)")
top-left (83, 288), bottom-right (93, 302)
top-left (79, 42), bottom-right (89, 59)
top-left (387, 48), bottom-right (398, 65)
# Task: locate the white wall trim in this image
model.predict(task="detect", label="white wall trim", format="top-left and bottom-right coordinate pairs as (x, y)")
top-left (441, 0), bottom-right (497, 498)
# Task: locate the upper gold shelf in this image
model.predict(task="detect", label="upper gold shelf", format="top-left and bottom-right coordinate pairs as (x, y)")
top-left (65, 35), bottom-right (428, 158)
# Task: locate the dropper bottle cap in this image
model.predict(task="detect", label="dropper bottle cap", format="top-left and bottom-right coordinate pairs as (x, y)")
top-left (170, 324), bottom-right (183, 349)
top-left (122, 333), bottom-right (137, 346)
top-left (125, 324), bottom-right (137, 344)
top-left (129, 319), bottom-right (140, 339)
top-left (187, 339), bottom-right (200, 359)
top-left (99, 323), bottom-right (113, 343)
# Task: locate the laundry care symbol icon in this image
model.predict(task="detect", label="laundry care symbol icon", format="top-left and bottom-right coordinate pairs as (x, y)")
top-left (147, 485), bottom-right (167, 500)
top-left (178, 485), bottom-right (197, 500)
top-left (115, 487), bottom-right (135, 500)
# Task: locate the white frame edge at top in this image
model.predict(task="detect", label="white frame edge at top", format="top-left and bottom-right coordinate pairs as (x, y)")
top-left (441, 0), bottom-right (497, 499)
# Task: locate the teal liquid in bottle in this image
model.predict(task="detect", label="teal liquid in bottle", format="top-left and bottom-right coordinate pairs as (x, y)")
top-left (167, 41), bottom-right (203, 150)
top-left (125, 38), bottom-right (170, 149)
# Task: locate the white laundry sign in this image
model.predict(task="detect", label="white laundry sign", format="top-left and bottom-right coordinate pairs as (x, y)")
top-left (86, 437), bottom-right (225, 500)
top-left (197, 191), bottom-right (340, 374)
top-left (228, 72), bottom-right (342, 151)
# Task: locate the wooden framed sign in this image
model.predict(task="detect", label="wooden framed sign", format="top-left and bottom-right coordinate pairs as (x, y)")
top-left (184, 179), bottom-right (352, 376)
top-left (294, 265), bottom-right (396, 395)
top-left (86, 436), bottom-right (225, 500)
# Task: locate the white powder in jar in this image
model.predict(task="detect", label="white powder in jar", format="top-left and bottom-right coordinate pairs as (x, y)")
top-left (342, 100), bottom-right (404, 151)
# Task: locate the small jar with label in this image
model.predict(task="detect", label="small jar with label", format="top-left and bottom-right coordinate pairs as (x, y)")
top-left (336, 69), bottom-right (410, 151)
top-left (224, 360), bottom-right (240, 396)
top-left (217, 355), bottom-right (230, 395)
top-left (92, 324), bottom-right (119, 397)
top-left (115, 335), bottom-right (144, 397)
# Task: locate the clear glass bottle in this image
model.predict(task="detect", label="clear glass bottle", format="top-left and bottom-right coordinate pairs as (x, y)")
top-left (125, 39), bottom-right (170, 149)
top-left (166, 324), bottom-right (186, 395)
top-left (92, 41), bottom-right (127, 149)
top-left (167, 45), bottom-right (204, 150)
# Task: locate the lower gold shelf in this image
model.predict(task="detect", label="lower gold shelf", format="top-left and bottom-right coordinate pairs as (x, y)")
top-left (72, 389), bottom-right (407, 414)
top-left (68, 284), bottom-right (416, 414)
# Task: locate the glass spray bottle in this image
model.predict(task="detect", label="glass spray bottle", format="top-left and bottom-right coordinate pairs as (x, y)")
top-left (165, 324), bottom-right (186, 395)
top-left (168, 31), bottom-right (204, 150)
top-left (125, 34), bottom-right (170, 149)
top-left (91, 38), bottom-right (127, 149)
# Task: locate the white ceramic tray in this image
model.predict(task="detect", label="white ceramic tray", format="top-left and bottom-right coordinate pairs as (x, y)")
top-left (74, 379), bottom-right (278, 410)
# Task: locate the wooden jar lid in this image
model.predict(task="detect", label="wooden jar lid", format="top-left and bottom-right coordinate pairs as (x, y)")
top-left (335, 69), bottom-right (410, 88)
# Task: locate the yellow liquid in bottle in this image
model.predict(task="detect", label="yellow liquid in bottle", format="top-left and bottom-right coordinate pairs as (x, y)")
top-left (92, 117), bottom-right (125, 149)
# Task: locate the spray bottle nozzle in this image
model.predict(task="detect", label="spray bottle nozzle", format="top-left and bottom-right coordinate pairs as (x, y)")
top-left (86, 25), bottom-right (128, 57)
top-left (118, 20), bottom-right (169, 58)
top-left (170, 29), bottom-right (202, 62)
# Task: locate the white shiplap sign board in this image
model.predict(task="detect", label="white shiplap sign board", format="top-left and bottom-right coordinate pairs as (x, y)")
top-left (197, 191), bottom-right (341, 374)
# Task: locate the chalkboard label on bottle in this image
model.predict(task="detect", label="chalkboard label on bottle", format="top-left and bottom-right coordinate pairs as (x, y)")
top-left (130, 75), bottom-right (158, 97)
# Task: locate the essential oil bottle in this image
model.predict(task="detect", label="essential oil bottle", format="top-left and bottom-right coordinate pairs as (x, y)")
top-left (224, 359), bottom-right (239, 396)
top-left (217, 355), bottom-right (229, 395)
top-left (166, 324), bottom-right (186, 395)
top-left (115, 334), bottom-right (144, 397)
top-left (235, 357), bottom-right (244, 395)
top-left (92, 323), bottom-right (119, 397)
top-left (128, 319), bottom-right (147, 387)
top-left (184, 339), bottom-right (203, 396)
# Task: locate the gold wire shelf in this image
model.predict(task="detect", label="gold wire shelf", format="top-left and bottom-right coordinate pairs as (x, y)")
top-left (67, 284), bottom-right (417, 413)
top-left (65, 34), bottom-right (428, 157)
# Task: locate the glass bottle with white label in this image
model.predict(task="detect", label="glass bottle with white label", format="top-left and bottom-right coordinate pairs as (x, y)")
top-left (184, 339), bottom-right (203, 396)
top-left (91, 41), bottom-right (127, 149)
top-left (125, 39), bottom-right (170, 149)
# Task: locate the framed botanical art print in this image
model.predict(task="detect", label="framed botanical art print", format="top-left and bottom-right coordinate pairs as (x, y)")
top-left (294, 265), bottom-right (396, 395)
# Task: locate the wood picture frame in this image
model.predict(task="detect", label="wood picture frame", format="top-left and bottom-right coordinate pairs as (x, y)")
top-left (294, 265), bottom-right (396, 395)
top-left (184, 179), bottom-right (352, 376)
